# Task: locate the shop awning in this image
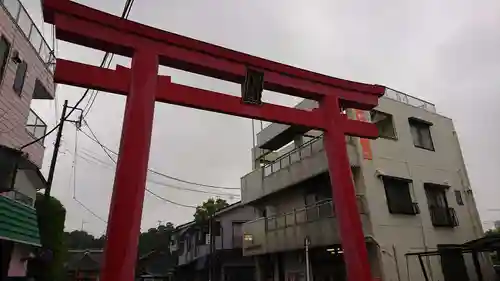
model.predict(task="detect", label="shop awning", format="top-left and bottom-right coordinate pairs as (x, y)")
top-left (0, 195), bottom-right (41, 246)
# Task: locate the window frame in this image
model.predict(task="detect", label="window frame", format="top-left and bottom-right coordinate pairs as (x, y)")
top-left (0, 35), bottom-right (12, 83)
top-left (370, 110), bottom-right (398, 140)
top-left (424, 183), bottom-right (450, 208)
top-left (13, 60), bottom-right (27, 95)
top-left (408, 117), bottom-right (435, 151)
top-left (381, 175), bottom-right (418, 215)
top-left (454, 190), bottom-right (464, 206)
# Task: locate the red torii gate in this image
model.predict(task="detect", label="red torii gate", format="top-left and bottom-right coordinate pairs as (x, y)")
top-left (42, 1), bottom-right (385, 281)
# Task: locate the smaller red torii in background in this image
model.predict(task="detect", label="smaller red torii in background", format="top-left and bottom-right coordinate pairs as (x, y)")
top-left (43, 1), bottom-right (385, 281)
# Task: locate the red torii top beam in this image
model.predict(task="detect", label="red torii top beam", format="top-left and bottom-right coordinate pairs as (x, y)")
top-left (43, 1), bottom-right (385, 281)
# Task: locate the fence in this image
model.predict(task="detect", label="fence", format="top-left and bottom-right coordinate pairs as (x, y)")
top-left (1, 0), bottom-right (55, 73)
top-left (384, 87), bottom-right (436, 113)
top-left (2, 189), bottom-right (34, 207)
top-left (25, 108), bottom-right (47, 145)
top-left (264, 197), bottom-right (365, 231)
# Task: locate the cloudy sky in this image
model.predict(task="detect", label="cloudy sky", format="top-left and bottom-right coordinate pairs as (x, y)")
top-left (23, 0), bottom-right (500, 235)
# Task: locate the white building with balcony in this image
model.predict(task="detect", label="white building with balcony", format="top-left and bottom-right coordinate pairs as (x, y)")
top-left (0, 0), bottom-right (56, 279)
top-left (240, 88), bottom-right (494, 281)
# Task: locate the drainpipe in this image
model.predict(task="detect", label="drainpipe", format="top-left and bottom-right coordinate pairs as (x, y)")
top-left (304, 236), bottom-right (311, 281)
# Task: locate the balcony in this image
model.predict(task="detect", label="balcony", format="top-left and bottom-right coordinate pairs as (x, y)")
top-left (178, 236), bottom-right (222, 266)
top-left (2, 189), bottom-right (34, 207)
top-left (1, 0), bottom-right (55, 74)
top-left (25, 109), bottom-right (47, 146)
top-left (242, 197), bottom-right (370, 256)
top-left (0, 192), bottom-right (40, 246)
top-left (429, 207), bottom-right (458, 228)
top-left (241, 136), bottom-right (359, 204)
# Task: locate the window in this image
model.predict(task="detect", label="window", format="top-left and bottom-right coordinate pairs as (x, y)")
top-left (232, 222), bottom-right (244, 247)
top-left (370, 110), bottom-right (397, 139)
top-left (454, 190), bottom-right (464, 206)
top-left (13, 61), bottom-right (27, 94)
top-left (409, 118), bottom-right (434, 150)
top-left (0, 36), bottom-right (11, 82)
top-left (382, 176), bottom-right (418, 215)
top-left (425, 184), bottom-right (448, 208)
top-left (178, 240), bottom-right (185, 255)
top-left (425, 183), bottom-right (458, 227)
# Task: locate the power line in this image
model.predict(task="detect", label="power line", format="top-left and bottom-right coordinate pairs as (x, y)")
top-left (75, 146), bottom-right (239, 198)
top-left (80, 120), bottom-right (198, 209)
top-left (146, 189), bottom-right (196, 209)
top-left (19, 0), bottom-right (136, 150)
top-left (79, 124), bottom-right (240, 191)
top-left (69, 125), bottom-right (108, 224)
top-left (81, 0), bottom-right (135, 119)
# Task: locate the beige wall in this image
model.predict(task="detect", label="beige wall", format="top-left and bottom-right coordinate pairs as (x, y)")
top-left (0, 5), bottom-right (54, 167)
top-left (360, 97), bottom-right (490, 281)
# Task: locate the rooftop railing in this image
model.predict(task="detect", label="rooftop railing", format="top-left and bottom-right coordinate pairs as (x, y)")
top-left (1, 0), bottom-right (55, 73)
top-left (384, 87), bottom-right (436, 113)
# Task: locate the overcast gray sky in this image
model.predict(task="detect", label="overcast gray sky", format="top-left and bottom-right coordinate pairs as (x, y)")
top-left (24, 0), bottom-right (500, 236)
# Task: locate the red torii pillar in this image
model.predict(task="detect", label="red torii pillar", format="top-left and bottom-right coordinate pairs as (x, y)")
top-left (42, 1), bottom-right (385, 281)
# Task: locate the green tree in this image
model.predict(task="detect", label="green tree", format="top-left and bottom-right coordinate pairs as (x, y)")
top-left (64, 230), bottom-right (105, 249)
top-left (485, 227), bottom-right (500, 236)
top-left (193, 198), bottom-right (228, 222)
top-left (138, 222), bottom-right (175, 255)
top-left (32, 193), bottom-right (67, 281)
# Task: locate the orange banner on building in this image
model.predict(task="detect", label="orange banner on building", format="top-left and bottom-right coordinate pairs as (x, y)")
top-left (355, 110), bottom-right (373, 160)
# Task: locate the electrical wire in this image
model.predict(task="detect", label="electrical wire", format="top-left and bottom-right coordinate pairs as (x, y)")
top-left (79, 121), bottom-right (198, 209)
top-left (81, 0), bottom-right (135, 119)
top-left (76, 146), bottom-right (239, 198)
top-left (79, 123), bottom-right (240, 191)
top-left (19, 0), bottom-right (136, 150)
top-left (70, 119), bottom-right (109, 224)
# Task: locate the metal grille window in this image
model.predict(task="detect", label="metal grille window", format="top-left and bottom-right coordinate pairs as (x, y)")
top-left (425, 183), bottom-right (458, 227)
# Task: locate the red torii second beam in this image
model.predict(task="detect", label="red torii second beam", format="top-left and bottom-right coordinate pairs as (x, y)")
top-left (42, 1), bottom-right (385, 281)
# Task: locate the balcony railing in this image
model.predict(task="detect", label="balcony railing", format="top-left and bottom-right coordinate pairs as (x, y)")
top-left (263, 135), bottom-right (323, 176)
top-left (1, 190), bottom-right (34, 207)
top-left (1, 0), bottom-right (55, 73)
top-left (260, 197), bottom-right (365, 232)
top-left (429, 207), bottom-right (458, 227)
top-left (384, 88), bottom-right (436, 113)
top-left (26, 109), bottom-right (47, 145)
top-left (262, 135), bottom-right (355, 177)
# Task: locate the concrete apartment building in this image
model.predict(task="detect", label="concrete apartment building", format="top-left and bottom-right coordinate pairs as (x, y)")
top-left (240, 88), bottom-right (493, 281)
top-left (171, 202), bottom-right (256, 281)
top-left (0, 0), bottom-right (55, 278)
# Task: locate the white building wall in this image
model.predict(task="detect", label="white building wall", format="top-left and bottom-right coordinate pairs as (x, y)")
top-left (0, 3), bottom-right (54, 168)
top-left (359, 97), bottom-right (491, 281)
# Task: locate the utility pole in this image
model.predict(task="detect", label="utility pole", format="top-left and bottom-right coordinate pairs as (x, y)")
top-left (45, 100), bottom-right (68, 197)
top-left (208, 215), bottom-right (216, 281)
top-left (45, 100), bottom-right (83, 197)
top-left (304, 236), bottom-right (311, 281)
top-left (208, 215), bottom-right (213, 281)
